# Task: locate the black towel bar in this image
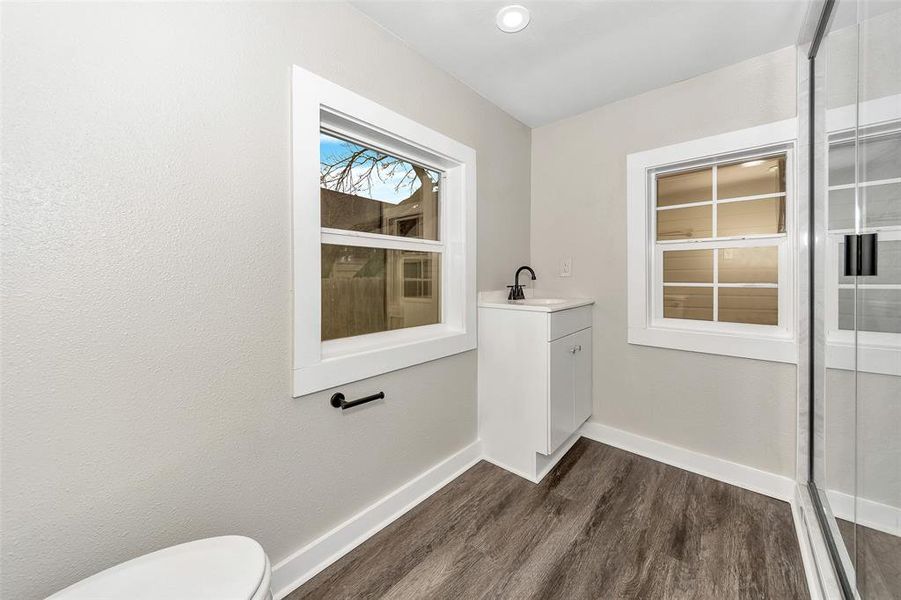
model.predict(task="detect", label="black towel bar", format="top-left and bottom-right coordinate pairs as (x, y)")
top-left (330, 391), bottom-right (385, 410)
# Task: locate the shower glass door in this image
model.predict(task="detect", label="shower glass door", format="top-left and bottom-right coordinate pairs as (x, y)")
top-left (812, 0), bottom-right (901, 597)
top-left (852, 2), bottom-right (901, 596)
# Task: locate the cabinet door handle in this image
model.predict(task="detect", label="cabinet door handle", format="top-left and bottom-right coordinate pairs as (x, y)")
top-left (570, 344), bottom-right (582, 354)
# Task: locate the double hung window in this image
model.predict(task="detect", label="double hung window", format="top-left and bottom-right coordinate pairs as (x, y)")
top-left (627, 120), bottom-right (798, 363)
top-left (292, 66), bottom-right (477, 396)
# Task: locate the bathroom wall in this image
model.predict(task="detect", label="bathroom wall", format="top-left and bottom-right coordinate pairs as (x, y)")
top-left (0, 3), bottom-right (530, 598)
top-left (530, 46), bottom-right (799, 477)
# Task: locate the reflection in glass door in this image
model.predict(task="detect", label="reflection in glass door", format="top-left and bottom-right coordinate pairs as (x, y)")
top-left (851, 3), bottom-right (901, 597)
top-left (810, 0), bottom-right (901, 597)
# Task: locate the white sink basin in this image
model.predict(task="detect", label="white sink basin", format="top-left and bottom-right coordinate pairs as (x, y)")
top-left (516, 298), bottom-right (568, 306)
top-left (478, 291), bottom-right (594, 313)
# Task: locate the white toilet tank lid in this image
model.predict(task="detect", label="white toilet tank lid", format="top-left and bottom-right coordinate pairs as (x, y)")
top-left (47, 536), bottom-right (269, 600)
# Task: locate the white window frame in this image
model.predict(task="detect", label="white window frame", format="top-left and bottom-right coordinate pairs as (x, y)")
top-left (401, 255), bottom-right (434, 300)
top-left (627, 119), bottom-right (799, 363)
top-left (824, 94), bottom-right (901, 376)
top-left (292, 66), bottom-right (477, 397)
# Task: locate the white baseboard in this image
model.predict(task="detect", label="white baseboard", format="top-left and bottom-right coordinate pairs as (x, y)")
top-left (269, 440), bottom-right (482, 599)
top-left (826, 489), bottom-right (901, 537)
top-left (270, 424), bottom-right (807, 599)
top-left (579, 421), bottom-right (795, 501)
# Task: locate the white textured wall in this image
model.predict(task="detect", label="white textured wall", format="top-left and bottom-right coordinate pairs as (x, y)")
top-left (530, 47), bottom-right (799, 477)
top-left (0, 3), bottom-right (530, 599)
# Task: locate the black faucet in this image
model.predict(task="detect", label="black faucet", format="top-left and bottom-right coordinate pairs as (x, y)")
top-left (508, 265), bottom-right (537, 300)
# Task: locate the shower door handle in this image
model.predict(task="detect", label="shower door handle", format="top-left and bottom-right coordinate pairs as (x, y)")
top-left (843, 233), bottom-right (878, 277)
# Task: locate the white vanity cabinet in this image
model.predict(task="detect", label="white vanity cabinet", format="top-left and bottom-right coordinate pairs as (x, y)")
top-left (548, 327), bottom-right (593, 452)
top-left (478, 296), bottom-right (594, 483)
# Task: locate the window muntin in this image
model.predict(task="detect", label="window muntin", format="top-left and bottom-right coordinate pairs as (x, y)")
top-left (627, 119), bottom-right (796, 363)
top-left (829, 183), bottom-right (901, 230)
top-left (293, 65), bottom-right (477, 397)
top-left (319, 132), bottom-right (444, 342)
top-left (320, 246), bottom-right (441, 341)
top-left (717, 197), bottom-right (785, 237)
top-left (827, 126), bottom-right (901, 340)
top-left (656, 168), bottom-right (712, 206)
top-left (829, 131), bottom-right (901, 187)
top-left (718, 288), bottom-right (778, 326)
top-left (718, 247), bottom-right (778, 284)
top-left (663, 249), bottom-right (713, 283)
top-left (656, 205), bottom-right (713, 240)
top-left (655, 153), bottom-right (787, 328)
top-left (320, 132), bottom-right (440, 240)
top-left (838, 289), bottom-right (901, 334)
top-left (655, 155), bottom-right (787, 241)
top-left (818, 102), bottom-right (901, 379)
top-left (663, 287), bottom-right (713, 321)
top-left (402, 254), bottom-right (436, 299)
top-left (717, 156), bottom-right (785, 199)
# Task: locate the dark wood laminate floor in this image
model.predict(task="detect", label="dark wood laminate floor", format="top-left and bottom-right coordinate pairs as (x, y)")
top-left (288, 439), bottom-right (809, 600)
top-left (838, 519), bottom-right (901, 599)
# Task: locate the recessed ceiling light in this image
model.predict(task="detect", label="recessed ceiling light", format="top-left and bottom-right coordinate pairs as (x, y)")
top-left (497, 5), bottom-right (530, 33)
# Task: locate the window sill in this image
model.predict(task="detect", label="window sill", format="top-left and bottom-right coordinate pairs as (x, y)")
top-left (826, 336), bottom-right (901, 376)
top-left (294, 325), bottom-right (475, 397)
top-left (628, 326), bottom-right (798, 364)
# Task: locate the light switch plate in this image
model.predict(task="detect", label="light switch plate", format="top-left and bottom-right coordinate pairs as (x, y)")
top-left (560, 256), bottom-right (572, 277)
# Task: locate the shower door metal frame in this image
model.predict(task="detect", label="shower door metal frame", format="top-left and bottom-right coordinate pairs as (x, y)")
top-left (802, 1), bottom-right (857, 597)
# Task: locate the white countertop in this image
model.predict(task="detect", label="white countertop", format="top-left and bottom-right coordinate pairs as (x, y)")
top-left (478, 290), bottom-right (595, 313)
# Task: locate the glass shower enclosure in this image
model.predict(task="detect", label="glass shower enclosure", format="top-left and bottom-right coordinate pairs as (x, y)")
top-left (806, 0), bottom-right (900, 597)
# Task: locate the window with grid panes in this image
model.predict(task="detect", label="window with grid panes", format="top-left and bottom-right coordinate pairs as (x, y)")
top-left (655, 155), bottom-right (787, 327)
top-left (827, 125), bottom-right (901, 338)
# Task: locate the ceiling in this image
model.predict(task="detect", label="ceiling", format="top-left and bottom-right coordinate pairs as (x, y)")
top-left (351, 1), bottom-right (809, 127)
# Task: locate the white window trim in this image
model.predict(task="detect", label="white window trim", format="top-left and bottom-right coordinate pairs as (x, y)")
top-left (292, 66), bottom-right (477, 397)
top-left (824, 93), bottom-right (901, 376)
top-left (627, 118), bottom-right (799, 363)
top-left (401, 255), bottom-right (434, 300)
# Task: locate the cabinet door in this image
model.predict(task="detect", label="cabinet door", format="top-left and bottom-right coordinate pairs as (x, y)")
top-left (573, 328), bottom-right (593, 426)
top-left (548, 332), bottom-right (577, 453)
